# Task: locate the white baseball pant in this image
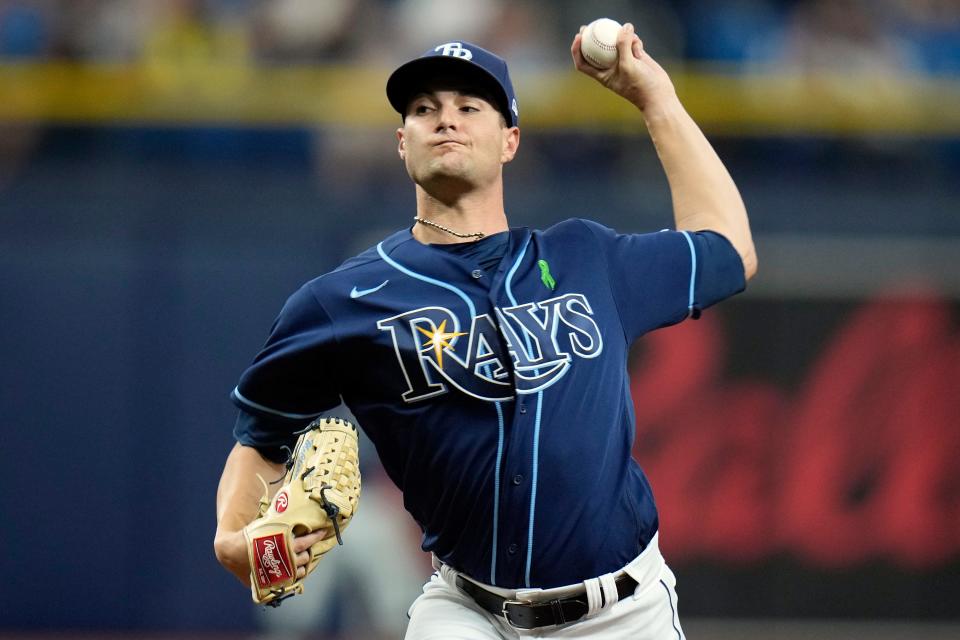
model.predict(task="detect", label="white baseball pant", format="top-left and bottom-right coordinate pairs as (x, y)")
top-left (405, 533), bottom-right (686, 639)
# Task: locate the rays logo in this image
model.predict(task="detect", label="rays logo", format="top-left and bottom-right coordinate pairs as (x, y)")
top-left (377, 293), bottom-right (602, 402)
top-left (434, 42), bottom-right (473, 60)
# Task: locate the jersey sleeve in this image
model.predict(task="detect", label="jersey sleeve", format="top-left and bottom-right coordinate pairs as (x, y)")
top-left (580, 220), bottom-right (746, 341)
top-left (230, 282), bottom-right (342, 454)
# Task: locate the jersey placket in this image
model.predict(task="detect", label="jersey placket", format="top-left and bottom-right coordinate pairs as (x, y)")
top-left (442, 239), bottom-right (523, 588)
top-left (468, 247), bottom-right (518, 587)
top-left (489, 232), bottom-right (544, 588)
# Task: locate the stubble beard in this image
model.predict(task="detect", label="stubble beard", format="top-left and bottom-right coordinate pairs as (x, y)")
top-left (411, 153), bottom-right (478, 202)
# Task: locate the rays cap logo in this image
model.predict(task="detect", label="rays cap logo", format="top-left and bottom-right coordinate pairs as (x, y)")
top-left (386, 41), bottom-right (518, 127)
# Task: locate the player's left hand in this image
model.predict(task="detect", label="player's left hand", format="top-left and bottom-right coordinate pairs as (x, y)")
top-left (292, 528), bottom-right (332, 578)
top-left (571, 22), bottom-right (676, 112)
top-left (215, 526), bottom-right (332, 585)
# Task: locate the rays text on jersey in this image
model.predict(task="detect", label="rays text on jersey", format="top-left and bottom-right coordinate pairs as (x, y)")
top-left (377, 293), bottom-right (603, 402)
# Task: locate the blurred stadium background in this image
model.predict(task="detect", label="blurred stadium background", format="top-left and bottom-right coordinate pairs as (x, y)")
top-left (0, 0), bottom-right (958, 638)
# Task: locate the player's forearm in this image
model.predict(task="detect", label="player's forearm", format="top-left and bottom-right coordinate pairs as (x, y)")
top-left (214, 443), bottom-right (283, 584)
top-left (215, 442), bottom-right (284, 533)
top-left (642, 95), bottom-right (757, 280)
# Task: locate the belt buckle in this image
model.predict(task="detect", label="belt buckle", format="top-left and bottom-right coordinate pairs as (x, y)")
top-left (500, 599), bottom-right (529, 629)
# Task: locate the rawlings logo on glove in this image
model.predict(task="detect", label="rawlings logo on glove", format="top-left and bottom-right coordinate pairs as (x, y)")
top-left (243, 417), bottom-right (361, 606)
top-left (253, 534), bottom-right (294, 586)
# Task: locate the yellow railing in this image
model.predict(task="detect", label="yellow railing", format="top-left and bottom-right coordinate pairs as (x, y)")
top-left (1, 61), bottom-right (958, 135)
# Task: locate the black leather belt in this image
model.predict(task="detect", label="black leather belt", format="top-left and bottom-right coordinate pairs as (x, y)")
top-left (455, 573), bottom-right (638, 630)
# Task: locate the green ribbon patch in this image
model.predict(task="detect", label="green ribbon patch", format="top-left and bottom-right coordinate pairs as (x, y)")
top-left (537, 259), bottom-right (557, 291)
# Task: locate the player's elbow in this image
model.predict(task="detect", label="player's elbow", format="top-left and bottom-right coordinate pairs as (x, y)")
top-left (741, 243), bottom-right (758, 281)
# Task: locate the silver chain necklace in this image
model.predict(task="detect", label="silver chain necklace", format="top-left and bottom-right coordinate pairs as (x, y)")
top-left (414, 216), bottom-right (485, 240)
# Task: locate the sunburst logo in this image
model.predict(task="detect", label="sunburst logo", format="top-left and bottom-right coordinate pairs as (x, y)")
top-left (416, 320), bottom-right (467, 368)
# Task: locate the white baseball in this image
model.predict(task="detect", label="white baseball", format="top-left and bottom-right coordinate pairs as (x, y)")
top-left (580, 18), bottom-right (622, 69)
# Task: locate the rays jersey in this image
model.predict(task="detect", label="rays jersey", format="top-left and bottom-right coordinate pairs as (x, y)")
top-left (231, 218), bottom-right (746, 589)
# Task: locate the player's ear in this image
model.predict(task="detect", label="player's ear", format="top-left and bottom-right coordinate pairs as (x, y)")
top-left (396, 127), bottom-right (406, 160)
top-left (500, 126), bottom-right (520, 164)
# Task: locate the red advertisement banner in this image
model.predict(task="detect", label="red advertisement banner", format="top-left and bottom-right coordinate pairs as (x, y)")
top-left (631, 294), bottom-right (960, 571)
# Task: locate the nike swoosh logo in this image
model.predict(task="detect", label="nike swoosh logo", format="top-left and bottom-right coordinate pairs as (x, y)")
top-left (350, 280), bottom-right (389, 299)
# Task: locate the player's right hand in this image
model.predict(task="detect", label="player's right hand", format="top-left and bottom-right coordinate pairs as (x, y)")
top-left (571, 22), bottom-right (676, 113)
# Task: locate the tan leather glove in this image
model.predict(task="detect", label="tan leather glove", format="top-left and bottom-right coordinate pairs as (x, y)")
top-left (243, 417), bottom-right (361, 606)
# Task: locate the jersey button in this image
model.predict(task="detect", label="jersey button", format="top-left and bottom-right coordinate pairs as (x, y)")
top-left (508, 543), bottom-right (519, 555)
top-left (519, 405), bottom-right (527, 414)
top-left (471, 269), bottom-right (483, 279)
top-left (512, 474), bottom-right (524, 485)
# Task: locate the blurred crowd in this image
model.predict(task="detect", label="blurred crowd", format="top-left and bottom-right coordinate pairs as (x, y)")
top-left (0, 0), bottom-right (957, 75)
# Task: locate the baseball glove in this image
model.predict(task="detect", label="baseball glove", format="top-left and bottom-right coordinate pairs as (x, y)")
top-left (243, 416), bottom-right (361, 606)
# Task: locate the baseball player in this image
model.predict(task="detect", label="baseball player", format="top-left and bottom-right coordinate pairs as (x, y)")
top-left (215, 23), bottom-right (756, 639)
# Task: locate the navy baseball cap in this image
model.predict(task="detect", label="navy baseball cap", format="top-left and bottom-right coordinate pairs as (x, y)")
top-left (386, 41), bottom-right (519, 127)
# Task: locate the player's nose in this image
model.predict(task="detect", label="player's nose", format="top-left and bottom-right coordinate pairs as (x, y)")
top-left (434, 102), bottom-right (460, 131)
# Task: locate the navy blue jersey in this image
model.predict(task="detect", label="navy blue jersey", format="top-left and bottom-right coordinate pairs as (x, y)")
top-left (231, 218), bottom-right (745, 589)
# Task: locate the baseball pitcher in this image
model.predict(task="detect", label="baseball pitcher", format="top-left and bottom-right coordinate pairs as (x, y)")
top-left (214, 22), bottom-right (756, 639)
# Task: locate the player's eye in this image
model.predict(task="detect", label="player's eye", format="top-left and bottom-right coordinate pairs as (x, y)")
top-left (412, 104), bottom-right (433, 115)
top-left (460, 104), bottom-right (480, 113)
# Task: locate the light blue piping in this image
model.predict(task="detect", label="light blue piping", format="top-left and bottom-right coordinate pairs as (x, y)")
top-left (490, 394), bottom-right (505, 585)
top-left (376, 242), bottom-right (476, 319)
top-left (660, 579), bottom-right (684, 639)
top-left (504, 235), bottom-right (531, 303)
top-left (503, 234), bottom-right (543, 588)
top-left (679, 231), bottom-right (697, 316)
top-left (524, 390), bottom-right (543, 587)
top-left (233, 387), bottom-right (322, 420)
